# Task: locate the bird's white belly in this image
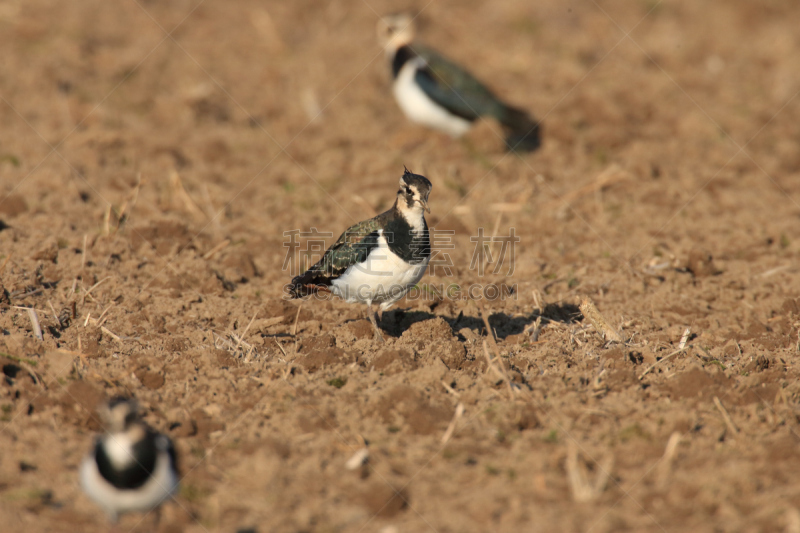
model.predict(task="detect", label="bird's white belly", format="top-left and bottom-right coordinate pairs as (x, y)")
top-left (80, 447), bottom-right (178, 518)
top-left (331, 233), bottom-right (429, 309)
top-left (393, 60), bottom-right (472, 138)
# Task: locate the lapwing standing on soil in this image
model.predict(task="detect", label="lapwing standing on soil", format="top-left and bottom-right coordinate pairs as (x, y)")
top-left (377, 13), bottom-right (541, 152)
top-left (80, 397), bottom-right (179, 523)
top-left (288, 168), bottom-right (432, 341)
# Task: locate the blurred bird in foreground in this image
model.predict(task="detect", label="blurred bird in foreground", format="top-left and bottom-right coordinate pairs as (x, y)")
top-left (80, 397), bottom-right (179, 524)
top-left (377, 13), bottom-right (541, 152)
top-left (287, 168), bottom-right (432, 342)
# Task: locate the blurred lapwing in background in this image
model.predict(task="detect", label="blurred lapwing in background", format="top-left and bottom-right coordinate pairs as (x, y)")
top-left (378, 13), bottom-right (541, 152)
top-left (80, 397), bottom-right (179, 524)
top-left (288, 168), bottom-right (432, 341)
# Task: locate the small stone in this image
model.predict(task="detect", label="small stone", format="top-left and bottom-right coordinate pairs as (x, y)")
top-left (0, 194), bottom-right (28, 218)
top-left (686, 248), bottom-right (719, 277)
top-left (135, 368), bottom-right (165, 389)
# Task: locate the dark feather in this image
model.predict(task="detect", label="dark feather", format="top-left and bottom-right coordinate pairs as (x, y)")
top-left (497, 105), bottom-right (541, 152)
top-left (411, 44), bottom-right (493, 121)
top-left (162, 435), bottom-right (179, 477)
top-left (396, 43), bottom-right (541, 152)
top-left (392, 45), bottom-right (417, 78)
top-left (288, 215), bottom-right (386, 297)
top-left (384, 214), bottom-right (429, 263)
top-left (95, 431), bottom-right (160, 490)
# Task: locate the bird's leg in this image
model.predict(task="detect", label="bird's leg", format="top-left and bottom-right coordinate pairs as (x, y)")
top-left (368, 304), bottom-right (385, 343)
top-left (153, 505), bottom-right (162, 530)
top-left (107, 512), bottom-right (121, 533)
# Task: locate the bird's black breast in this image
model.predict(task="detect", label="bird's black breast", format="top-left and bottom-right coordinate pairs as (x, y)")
top-left (392, 45), bottom-right (417, 78)
top-left (95, 433), bottom-right (159, 490)
top-left (165, 436), bottom-right (178, 475)
top-left (384, 216), bottom-right (430, 264)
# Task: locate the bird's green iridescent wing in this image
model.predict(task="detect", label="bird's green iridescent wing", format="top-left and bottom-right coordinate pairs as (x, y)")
top-left (411, 44), bottom-right (540, 152)
top-left (413, 44), bottom-right (504, 120)
top-left (317, 216), bottom-right (383, 278)
top-left (289, 212), bottom-right (387, 296)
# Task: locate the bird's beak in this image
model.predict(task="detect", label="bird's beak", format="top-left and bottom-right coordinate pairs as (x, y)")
top-left (419, 198), bottom-right (430, 213)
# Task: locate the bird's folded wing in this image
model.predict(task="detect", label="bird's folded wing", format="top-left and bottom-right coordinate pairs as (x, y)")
top-left (290, 215), bottom-right (385, 294)
top-left (414, 46), bottom-right (499, 120)
top-left (322, 224), bottom-right (382, 279)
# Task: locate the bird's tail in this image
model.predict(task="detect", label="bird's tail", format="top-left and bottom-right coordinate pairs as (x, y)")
top-left (286, 281), bottom-right (304, 299)
top-left (497, 105), bottom-right (542, 153)
top-left (285, 271), bottom-right (330, 299)
top-left (286, 274), bottom-right (311, 299)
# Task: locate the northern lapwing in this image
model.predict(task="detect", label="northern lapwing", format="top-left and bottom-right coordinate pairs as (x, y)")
top-left (377, 13), bottom-right (541, 152)
top-left (288, 168), bottom-right (432, 341)
top-left (80, 397), bottom-right (179, 523)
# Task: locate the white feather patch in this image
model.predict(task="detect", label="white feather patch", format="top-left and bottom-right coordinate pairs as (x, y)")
top-left (331, 230), bottom-right (429, 310)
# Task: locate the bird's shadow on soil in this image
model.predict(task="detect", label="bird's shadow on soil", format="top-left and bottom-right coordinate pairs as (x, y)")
top-left (381, 302), bottom-right (583, 339)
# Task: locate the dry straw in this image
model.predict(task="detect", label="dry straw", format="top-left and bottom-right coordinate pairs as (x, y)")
top-left (565, 441), bottom-right (613, 502)
top-left (639, 327), bottom-right (690, 380)
top-left (579, 297), bottom-right (623, 343)
top-left (440, 403), bottom-right (464, 444)
top-left (656, 432), bottom-right (682, 489)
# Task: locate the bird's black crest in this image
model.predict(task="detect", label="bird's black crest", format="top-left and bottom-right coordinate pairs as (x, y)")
top-left (107, 396), bottom-right (134, 409)
top-left (401, 167), bottom-right (432, 195)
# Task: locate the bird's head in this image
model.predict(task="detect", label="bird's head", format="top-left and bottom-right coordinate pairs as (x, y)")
top-left (396, 167), bottom-right (432, 216)
top-left (377, 13), bottom-right (416, 55)
top-left (100, 396), bottom-right (142, 434)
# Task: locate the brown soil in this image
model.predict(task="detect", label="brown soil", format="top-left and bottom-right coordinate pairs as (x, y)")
top-left (2, 1), bottom-right (800, 532)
